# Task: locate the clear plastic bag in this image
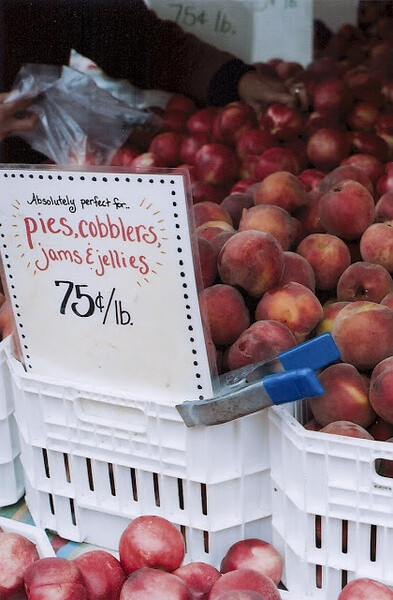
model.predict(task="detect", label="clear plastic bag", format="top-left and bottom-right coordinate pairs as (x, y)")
top-left (6, 63), bottom-right (162, 166)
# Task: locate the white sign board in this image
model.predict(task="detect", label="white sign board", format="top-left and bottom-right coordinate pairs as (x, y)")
top-left (0, 166), bottom-right (215, 404)
top-left (146, 0), bottom-right (313, 66)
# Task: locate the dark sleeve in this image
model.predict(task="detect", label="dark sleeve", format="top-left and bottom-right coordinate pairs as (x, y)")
top-left (70, 0), bottom-right (249, 106)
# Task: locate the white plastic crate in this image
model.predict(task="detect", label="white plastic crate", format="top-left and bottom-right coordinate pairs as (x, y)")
top-left (0, 515), bottom-right (55, 557)
top-left (8, 349), bottom-right (273, 568)
top-left (268, 402), bottom-right (393, 599)
top-left (0, 337), bottom-right (24, 506)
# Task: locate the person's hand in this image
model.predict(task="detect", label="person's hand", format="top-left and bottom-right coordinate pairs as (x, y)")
top-left (237, 69), bottom-right (309, 116)
top-left (0, 93), bottom-right (38, 141)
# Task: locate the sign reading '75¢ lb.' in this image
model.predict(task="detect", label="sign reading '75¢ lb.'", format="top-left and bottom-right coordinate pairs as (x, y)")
top-left (0, 166), bottom-right (215, 403)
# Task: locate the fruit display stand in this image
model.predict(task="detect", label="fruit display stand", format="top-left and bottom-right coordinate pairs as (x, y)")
top-left (0, 336), bottom-right (24, 507)
top-left (269, 401), bottom-right (393, 599)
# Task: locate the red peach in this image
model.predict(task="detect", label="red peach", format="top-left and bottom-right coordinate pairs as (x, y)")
top-left (235, 128), bottom-right (275, 158)
top-left (280, 251), bottom-right (316, 291)
top-left (317, 164), bottom-right (374, 196)
top-left (381, 292), bottom-right (393, 311)
top-left (238, 204), bottom-right (297, 251)
top-left (254, 146), bottom-right (299, 180)
top-left (337, 262), bottom-right (393, 303)
top-left (255, 282), bottom-right (323, 342)
top-left (193, 202), bottom-right (233, 228)
top-left (377, 164), bottom-right (393, 196)
top-left (162, 110), bottom-right (189, 134)
top-left (217, 231), bottom-right (285, 298)
top-left (148, 132), bottom-right (184, 167)
top-left (312, 78), bottom-right (353, 114)
top-left (0, 532), bottom-right (40, 598)
top-left (306, 128), bottom-right (351, 171)
top-left (130, 152), bottom-right (166, 169)
top-left (73, 550), bottom-right (126, 600)
top-left (298, 169), bottom-right (326, 192)
top-left (369, 358), bottom-right (393, 424)
top-left (226, 319), bottom-right (297, 371)
top-left (202, 284), bottom-right (250, 347)
top-left (319, 180), bottom-right (375, 241)
top-left (315, 301), bottom-right (349, 335)
top-left (213, 592), bottom-right (266, 600)
top-left (191, 181), bottom-right (226, 205)
top-left (208, 569), bottom-right (281, 600)
top-left (209, 231), bottom-right (235, 259)
top-left (296, 233), bottom-right (351, 291)
top-left (295, 190), bottom-right (326, 235)
top-left (213, 102), bottom-right (257, 146)
top-left (196, 221), bottom-right (235, 239)
top-left (331, 301), bottom-right (393, 370)
top-left (119, 567), bottom-right (189, 600)
top-left (195, 143), bottom-right (240, 187)
top-left (220, 539), bottom-right (282, 586)
top-left (320, 421), bottom-right (374, 440)
top-left (360, 222), bottom-right (393, 272)
top-left (180, 133), bottom-right (210, 164)
top-left (340, 154), bottom-right (384, 183)
top-left (346, 101), bottom-right (380, 132)
top-left (252, 171), bottom-right (308, 214)
top-left (375, 192), bottom-right (393, 222)
top-left (166, 93), bottom-right (196, 115)
top-left (173, 562), bottom-right (221, 600)
top-left (304, 110), bottom-right (342, 136)
top-left (309, 363), bottom-right (375, 428)
top-left (338, 577), bottom-right (393, 599)
top-left (349, 131), bottom-right (389, 163)
top-left (187, 107), bottom-right (219, 136)
top-left (220, 193), bottom-right (254, 229)
top-left (304, 418), bottom-right (322, 431)
top-left (368, 418), bottom-right (393, 441)
top-left (262, 103), bottom-right (304, 140)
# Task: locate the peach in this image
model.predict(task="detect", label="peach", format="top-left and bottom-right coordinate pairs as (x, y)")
top-left (312, 78), bottom-right (353, 115)
top-left (320, 421), bottom-right (374, 440)
top-left (295, 190), bottom-right (326, 235)
top-left (368, 418), bottom-right (393, 441)
top-left (196, 221), bottom-right (235, 241)
top-left (209, 569), bottom-right (281, 600)
top-left (306, 128), bottom-right (351, 171)
top-left (296, 233), bottom-right (351, 291)
top-left (254, 147), bottom-right (299, 180)
top-left (369, 357), bottom-right (393, 424)
top-left (220, 193), bottom-right (254, 229)
top-left (349, 131), bottom-right (389, 163)
top-left (316, 301), bottom-right (349, 335)
top-left (202, 284), bottom-right (250, 347)
top-left (255, 282), bottom-right (323, 342)
top-left (220, 538), bottom-right (283, 586)
top-left (337, 262), bottom-right (393, 303)
top-left (319, 180), bottom-right (375, 241)
top-left (374, 192), bottom-right (393, 222)
top-left (226, 319), bottom-right (297, 370)
top-left (340, 153), bottom-right (385, 183)
top-left (304, 418), bottom-right (322, 431)
top-left (309, 363), bottom-right (375, 428)
top-left (193, 202), bottom-right (233, 228)
top-left (338, 577), bottom-right (393, 599)
top-left (317, 164), bottom-right (374, 196)
top-left (381, 292), bottom-right (393, 311)
top-left (238, 204), bottom-right (297, 251)
top-left (331, 301), bottom-right (393, 370)
top-left (209, 231), bottom-right (235, 259)
top-left (298, 169), bottom-right (326, 192)
top-left (252, 171), bottom-right (308, 214)
top-left (279, 251), bottom-right (316, 291)
top-left (191, 181), bottom-right (225, 205)
top-left (217, 231), bottom-right (284, 298)
top-left (346, 100), bottom-right (380, 132)
top-left (197, 237), bottom-right (217, 288)
top-left (360, 222), bottom-right (393, 272)
top-left (235, 128), bottom-right (275, 159)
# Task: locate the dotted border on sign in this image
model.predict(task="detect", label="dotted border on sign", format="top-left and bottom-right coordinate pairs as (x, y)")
top-left (1, 170), bottom-right (206, 398)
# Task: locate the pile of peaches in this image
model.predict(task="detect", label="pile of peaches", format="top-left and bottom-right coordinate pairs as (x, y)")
top-left (108, 11), bottom-right (393, 448)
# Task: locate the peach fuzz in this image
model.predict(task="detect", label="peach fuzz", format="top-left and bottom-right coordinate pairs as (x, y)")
top-left (252, 171), bottom-right (308, 214)
top-left (369, 357), bottom-right (393, 424)
top-left (375, 192), bottom-right (393, 222)
top-left (238, 204), bottom-right (297, 251)
top-left (337, 261), bottom-right (393, 303)
top-left (319, 180), bottom-right (375, 241)
top-left (255, 282), bottom-right (323, 342)
top-left (202, 284), bottom-right (250, 347)
top-left (316, 301), bottom-right (349, 335)
top-left (331, 301), bottom-right (393, 370)
top-left (338, 577), bottom-right (393, 599)
top-left (381, 292), bottom-right (393, 311)
top-left (317, 164), bottom-right (374, 196)
top-left (319, 421), bottom-right (374, 440)
top-left (197, 237), bottom-right (217, 289)
top-left (309, 363), bottom-right (375, 428)
top-left (226, 319), bottom-right (297, 371)
top-left (279, 251), bottom-right (315, 291)
top-left (360, 222), bottom-right (393, 272)
top-left (193, 201), bottom-right (233, 228)
top-left (219, 193), bottom-right (254, 229)
top-left (217, 230), bottom-right (284, 298)
top-left (296, 233), bottom-right (351, 291)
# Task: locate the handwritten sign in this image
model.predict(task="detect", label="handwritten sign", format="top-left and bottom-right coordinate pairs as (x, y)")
top-left (0, 166), bottom-right (215, 404)
top-left (146, 0), bottom-right (313, 66)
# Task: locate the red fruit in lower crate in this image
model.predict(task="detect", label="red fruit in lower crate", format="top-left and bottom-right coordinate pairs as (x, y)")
top-left (118, 515), bottom-right (185, 575)
top-left (0, 532), bottom-right (39, 599)
top-left (320, 421), bottom-right (374, 440)
top-left (203, 284), bottom-right (250, 347)
top-left (73, 550), bottom-right (126, 600)
top-left (209, 569), bottom-right (281, 600)
top-left (173, 561), bottom-right (221, 600)
top-left (119, 567), bottom-right (189, 600)
top-left (214, 593), bottom-right (267, 600)
top-left (338, 577), bottom-right (393, 599)
top-left (24, 557), bottom-right (84, 591)
top-left (220, 539), bottom-right (283, 586)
